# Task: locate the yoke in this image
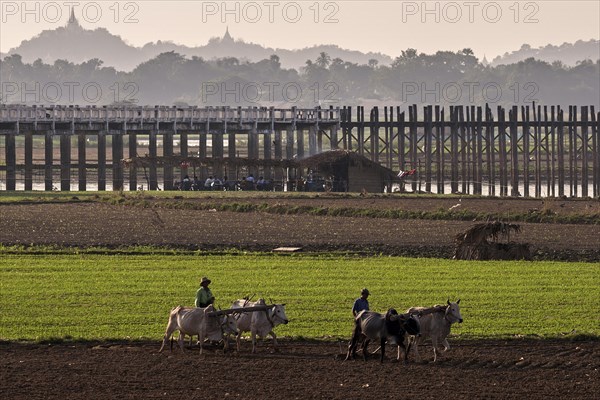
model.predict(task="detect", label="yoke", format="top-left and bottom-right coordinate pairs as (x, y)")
top-left (206, 304), bottom-right (273, 317)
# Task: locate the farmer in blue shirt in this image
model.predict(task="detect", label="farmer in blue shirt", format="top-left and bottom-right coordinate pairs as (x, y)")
top-left (352, 288), bottom-right (370, 317)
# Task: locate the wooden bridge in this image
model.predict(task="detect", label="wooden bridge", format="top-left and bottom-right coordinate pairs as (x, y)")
top-left (0, 104), bottom-right (598, 197)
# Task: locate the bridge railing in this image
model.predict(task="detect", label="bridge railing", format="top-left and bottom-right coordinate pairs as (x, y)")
top-left (0, 105), bottom-right (341, 123)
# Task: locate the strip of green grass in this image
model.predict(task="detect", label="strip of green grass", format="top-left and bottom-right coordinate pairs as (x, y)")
top-left (0, 254), bottom-right (598, 342)
top-left (2, 191), bottom-right (597, 224)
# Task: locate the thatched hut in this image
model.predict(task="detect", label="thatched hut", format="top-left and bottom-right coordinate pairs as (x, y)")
top-left (294, 150), bottom-right (402, 193)
top-left (453, 221), bottom-right (532, 261)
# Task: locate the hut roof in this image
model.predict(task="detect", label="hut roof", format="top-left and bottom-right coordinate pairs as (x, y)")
top-left (295, 150), bottom-right (402, 181)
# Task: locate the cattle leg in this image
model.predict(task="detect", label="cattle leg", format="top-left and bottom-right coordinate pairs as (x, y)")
top-left (198, 328), bottom-right (206, 355)
top-left (431, 336), bottom-right (439, 362)
top-left (404, 336), bottom-right (413, 363)
top-left (345, 319), bottom-right (363, 361)
top-left (379, 338), bottom-right (386, 363)
top-left (236, 332), bottom-right (243, 352)
top-left (361, 338), bottom-right (372, 361)
top-left (397, 338), bottom-right (409, 364)
top-left (159, 320), bottom-right (177, 353)
top-left (177, 332), bottom-right (186, 352)
top-left (411, 336), bottom-right (422, 362)
top-left (270, 331), bottom-right (278, 352)
top-left (251, 330), bottom-right (257, 353)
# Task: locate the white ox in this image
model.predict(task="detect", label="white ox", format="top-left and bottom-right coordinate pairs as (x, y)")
top-left (159, 305), bottom-right (238, 354)
top-left (407, 299), bottom-right (463, 362)
top-left (231, 298), bottom-right (289, 353)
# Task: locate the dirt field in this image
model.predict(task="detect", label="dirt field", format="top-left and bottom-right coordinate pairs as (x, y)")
top-left (1, 195), bottom-right (599, 260)
top-left (1, 195), bottom-right (599, 399)
top-left (1, 339), bottom-right (599, 399)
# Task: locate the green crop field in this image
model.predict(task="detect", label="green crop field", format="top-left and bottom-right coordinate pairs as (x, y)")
top-left (0, 253), bottom-right (598, 342)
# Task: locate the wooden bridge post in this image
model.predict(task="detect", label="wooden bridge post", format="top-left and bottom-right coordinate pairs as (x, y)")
top-left (558, 107), bottom-right (565, 197)
top-left (509, 106), bottom-right (519, 197)
top-left (308, 125), bottom-right (317, 156)
top-left (60, 132), bottom-right (71, 191)
top-left (398, 109), bottom-right (406, 188)
top-left (475, 106), bottom-right (483, 195)
top-left (343, 106), bottom-right (351, 150)
top-left (112, 132), bottom-right (124, 191)
top-left (592, 108), bottom-right (599, 197)
top-left (521, 106), bottom-right (530, 197)
top-left (330, 106), bottom-right (339, 151)
top-left (371, 107), bottom-right (379, 163)
top-left (568, 106), bottom-right (576, 197)
top-left (532, 104), bottom-right (550, 197)
top-left (163, 130), bottom-right (174, 190)
top-left (496, 106), bottom-right (506, 196)
top-left (409, 105), bottom-right (418, 192)
top-left (45, 131), bottom-right (53, 191)
top-left (436, 106), bottom-right (445, 194)
top-left (424, 105), bottom-right (433, 193)
top-left (97, 131), bottom-right (106, 191)
top-left (581, 106), bottom-right (589, 197)
top-left (128, 131), bottom-right (137, 191)
top-left (358, 106), bottom-right (365, 156)
top-left (200, 117), bottom-right (208, 180)
top-left (458, 106), bottom-right (467, 194)
top-left (78, 132), bottom-right (87, 191)
top-left (5, 133), bottom-right (16, 190)
top-left (450, 106), bottom-right (459, 194)
top-left (485, 105), bottom-right (494, 196)
top-left (180, 129), bottom-right (189, 181)
top-left (148, 129), bottom-right (158, 190)
top-left (24, 131), bottom-right (33, 190)
top-left (263, 107), bottom-right (274, 180)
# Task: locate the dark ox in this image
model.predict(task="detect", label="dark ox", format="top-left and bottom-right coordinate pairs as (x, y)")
top-left (345, 308), bottom-right (420, 363)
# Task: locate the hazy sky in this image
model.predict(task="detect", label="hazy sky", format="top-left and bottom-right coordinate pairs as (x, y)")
top-left (1, 0), bottom-right (599, 60)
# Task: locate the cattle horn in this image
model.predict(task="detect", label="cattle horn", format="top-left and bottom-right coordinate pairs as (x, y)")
top-left (447, 298), bottom-right (450, 305)
top-left (457, 299), bottom-right (461, 304)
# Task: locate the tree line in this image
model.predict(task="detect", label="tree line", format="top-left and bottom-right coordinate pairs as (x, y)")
top-left (1, 49), bottom-right (598, 107)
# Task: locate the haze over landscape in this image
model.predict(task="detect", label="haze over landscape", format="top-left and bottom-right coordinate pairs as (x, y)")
top-left (0, 0), bottom-right (598, 106)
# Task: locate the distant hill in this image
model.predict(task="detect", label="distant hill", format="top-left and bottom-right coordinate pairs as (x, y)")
top-left (5, 15), bottom-right (392, 71)
top-left (491, 40), bottom-right (599, 66)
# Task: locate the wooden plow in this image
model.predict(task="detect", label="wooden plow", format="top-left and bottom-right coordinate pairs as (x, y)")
top-left (206, 305), bottom-right (273, 317)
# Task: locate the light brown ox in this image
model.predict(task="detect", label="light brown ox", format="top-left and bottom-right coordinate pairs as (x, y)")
top-left (407, 299), bottom-right (463, 362)
top-left (231, 298), bottom-right (289, 353)
top-left (158, 305), bottom-right (238, 354)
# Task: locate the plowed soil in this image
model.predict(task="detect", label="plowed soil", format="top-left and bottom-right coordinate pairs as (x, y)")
top-left (1, 195), bottom-right (599, 399)
top-left (1, 339), bottom-right (599, 399)
top-left (1, 196), bottom-right (599, 260)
